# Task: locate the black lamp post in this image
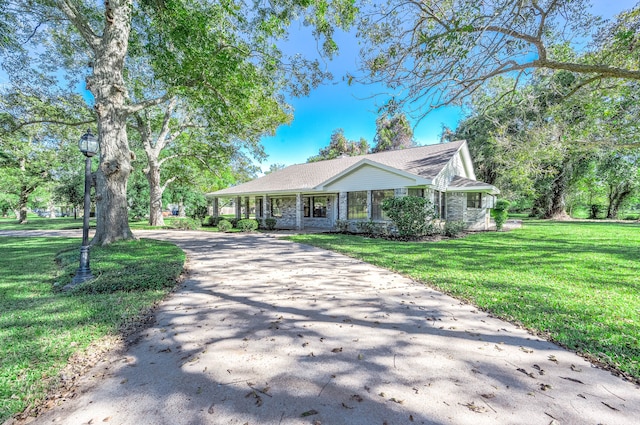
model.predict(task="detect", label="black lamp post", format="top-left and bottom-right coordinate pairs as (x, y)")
top-left (67, 129), bottom-right (99, 289)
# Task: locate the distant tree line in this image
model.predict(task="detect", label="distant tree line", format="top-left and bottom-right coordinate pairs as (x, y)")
top-left (307, 112), bottom-right (416, 162)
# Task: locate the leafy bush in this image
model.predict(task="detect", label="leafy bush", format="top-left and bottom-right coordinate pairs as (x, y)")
top-left (355, 220), bottom-right (390, 237)
top-left (169, 218), bottom-right (201, 230)
top-left (381, 196), bottom-right (436, 238)
top-left (227, 217), bottom-right (239, 228)
top-left (203, 216), bottom-right (226, 227)
top-left (237, 219), bottom-right (259, 232)
top-left (335, 219), bottom-right (350, 233)
top-left (264, 217), bottom-right (277, 230)
top-left (491, 199), bottom-right (511, 231)
top-left (218, 219), bottom-right (233, 232)
top-left (443, 220), bottom-right (466, 237)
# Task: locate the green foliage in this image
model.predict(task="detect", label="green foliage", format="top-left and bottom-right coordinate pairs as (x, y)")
top-left (264, 217), bottom-right (277, 230)
top-left (307, 128), bottom-right (369, 162)
top-left (355, 220), bottom-right (391, 237)
top-left (287, 221), bottom-right (640, 381)
top-left (372, 112), bottom-right (415, 152)
top-left (335, 219), bottom-right (350, 233)
top-left (443, 220), bottom-right (466, 237)
top-left (217, 219), bottom-right (233, 232)
top-left (491, 199), bottom-right (510, 231)
top-left (381, 196), bottom-right (435, 238)
top-left (203, 216), bottom-right (226, 227)
top-left (0, 237), bottom-right (183, 421)
top-left (237, 218), bottom-right (258, 232)
top-left (168, 217), bottom-right (201, 230)
top-left (127, 168), bottom-right (150, 221)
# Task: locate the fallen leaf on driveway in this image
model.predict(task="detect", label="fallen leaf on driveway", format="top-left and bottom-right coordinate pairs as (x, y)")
top-left (460, 402), bottom-right (486, 413)
top-left (331, 347), bottom-right (343, 353)
top-left (301, 409), bottom-right (319, 417)
top-left (516, 368), bottom-right (536, 378)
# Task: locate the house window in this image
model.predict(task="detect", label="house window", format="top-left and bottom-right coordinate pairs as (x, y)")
top-left (408, 188), bottom-right (424, 198)
top-left (434, 190), bottom-right (446, 219)
top-left (303, 197), bottom-right (328, 218)
top-left (312, 197), bottom-right (327, 218)
top-left (347, 191), bottom-right (367, 219)
top-left (486, 195), bottom-right (496, 209)
top-left (271, 198), bottom-right (283, 218)
top-left (303, 197), bottom-right (310, 217)
top-left (371, 190), bottom-right (394, 220)
top-left (257, 198), bottom-right (263, 217)
top-left (467, 193), bottom-right (482, 209)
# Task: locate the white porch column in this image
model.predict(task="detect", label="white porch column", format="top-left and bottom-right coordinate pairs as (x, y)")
top-left (296, 193), bottom-right (303, 230)
top-left (366, 190), bottom-right (372, 220)
top-left (212, 198), bottom-right (219, 218)
top-left (244, 197), bottom-right (250, 219)
top-left (263, 195), bottom-right (270, 218)
top-left (338, 192), bottom-right (347, 220)
top-left (235, 196), bottom-right (242, 220)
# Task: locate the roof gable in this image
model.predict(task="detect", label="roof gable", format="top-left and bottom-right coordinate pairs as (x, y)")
top-left (317, 159), bottom-right (431, 191)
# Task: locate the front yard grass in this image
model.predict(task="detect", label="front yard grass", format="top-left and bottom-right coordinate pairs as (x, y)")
top-left (0, 237), bottom-right (185, 422)
top-left (288, 220), bottom-right (640, 382)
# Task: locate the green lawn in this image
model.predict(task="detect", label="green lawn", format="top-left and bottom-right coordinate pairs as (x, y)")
top-left (0, 215), bottom-right (86, 231)
top-left (0, 215), bottom-right (229, 232)
top-left (0, 237), bottom-right (185, 422)
top-left (288, 220), bottom-right (640, 382)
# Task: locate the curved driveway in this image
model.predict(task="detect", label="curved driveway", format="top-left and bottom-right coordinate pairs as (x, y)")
top-left (4, 230), bottom-right (640, 424)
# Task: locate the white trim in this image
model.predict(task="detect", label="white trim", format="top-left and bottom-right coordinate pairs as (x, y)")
top-left (447, 185), bottom-right (500, 195)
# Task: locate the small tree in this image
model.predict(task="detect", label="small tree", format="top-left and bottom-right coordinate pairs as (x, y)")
top-left (381, 196), bottom-right (435, 238)
top-left (491, 200), bottom-right (511, 231)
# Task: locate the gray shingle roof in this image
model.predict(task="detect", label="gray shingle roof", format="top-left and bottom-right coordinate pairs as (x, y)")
top-left (211, 140), bottom-right (465, 196)
top-left (448, 175), bottom-right (499, 193)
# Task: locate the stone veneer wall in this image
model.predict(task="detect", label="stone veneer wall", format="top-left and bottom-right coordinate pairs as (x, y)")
top-left (446, 192), bottom-right (466, 222)
top-left (260, 195), bottom-right (336, 229)
top-left (446, 192), bottom-right (490, 230)
top-left (269, 196), bottom-right (297, 228)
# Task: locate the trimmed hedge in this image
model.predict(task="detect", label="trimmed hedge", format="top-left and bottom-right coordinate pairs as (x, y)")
top-left (237, 219), bottom-right (259, 232)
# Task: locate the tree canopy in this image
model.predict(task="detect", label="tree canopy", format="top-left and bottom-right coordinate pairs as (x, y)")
top-left (1, 0), bottom-right (357, 244)
top-left (372, 112), bottom-right (415, 152)
top-left (307, 129), bottom-right (370, 162)
top-left (359, 0), bottom-right (640, 115)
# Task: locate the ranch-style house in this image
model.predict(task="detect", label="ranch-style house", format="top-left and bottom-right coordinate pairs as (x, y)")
top-left (208, 140), bottom-right (500, 231)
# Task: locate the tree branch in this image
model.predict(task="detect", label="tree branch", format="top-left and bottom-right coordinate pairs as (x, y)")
top-left (125, 94), bottom-right (172, 115)
top-left (3, 118), bottom-right (96, 134)
top-left (56, 0), bottom-right (100, 50)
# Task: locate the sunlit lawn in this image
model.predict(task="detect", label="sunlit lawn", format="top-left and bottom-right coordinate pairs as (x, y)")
top-left (0, 237), bottom-right (185, 422)
top-left (288, 220), bottom-right (640, 382)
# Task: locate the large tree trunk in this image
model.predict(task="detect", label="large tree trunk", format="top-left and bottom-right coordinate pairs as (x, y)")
top-left (607, 184), bottom-right (632, 219)
top-left (48, 199), bottom-right (56, 218)
top-left (539, 163), bottom-right (571, 220)
top-left (546, 171), bottom-right (569, 219)
top-left (89, 2), bottom-right (135, 246)
top-left (146, 161), bottom-right (165, 227)
top-left (18, 186), bottom-right (31, 224)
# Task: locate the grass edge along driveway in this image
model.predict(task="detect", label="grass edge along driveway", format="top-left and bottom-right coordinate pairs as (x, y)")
top-left (0, 237), bottom-right (185, 423)
top-left (288, 220), bottom-right (640, 384)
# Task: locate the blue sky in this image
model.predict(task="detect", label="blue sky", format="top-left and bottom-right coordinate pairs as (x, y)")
top-left (260, 0), bottom-right (638, 170)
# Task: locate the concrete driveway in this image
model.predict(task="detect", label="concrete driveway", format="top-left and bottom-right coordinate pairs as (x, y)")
top-left (6, 230), bottom-right (640, 424)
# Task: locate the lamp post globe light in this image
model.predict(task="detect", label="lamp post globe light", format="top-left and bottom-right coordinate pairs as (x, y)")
top-left (66, 129), bottom-right (99, 289)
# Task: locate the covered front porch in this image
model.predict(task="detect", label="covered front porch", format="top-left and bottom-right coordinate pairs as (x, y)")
top-left (208, 193), bottom-right (338, 230)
